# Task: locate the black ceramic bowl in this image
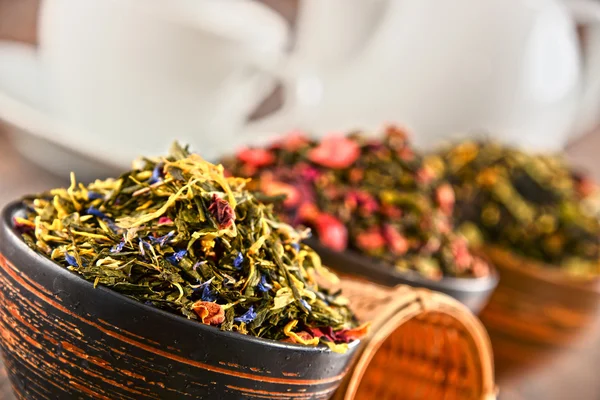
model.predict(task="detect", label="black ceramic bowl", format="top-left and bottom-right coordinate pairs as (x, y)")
top-left (0, 202), bottom-right (358, 400)
top-left (306, 239), bottom-right (498, 314)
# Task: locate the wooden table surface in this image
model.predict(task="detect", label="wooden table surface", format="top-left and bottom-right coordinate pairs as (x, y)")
top-left (1, 128), bottom-right (600, 400)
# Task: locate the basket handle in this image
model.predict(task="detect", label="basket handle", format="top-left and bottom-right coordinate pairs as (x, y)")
top-left (333, 278), bottom-right (497, 400)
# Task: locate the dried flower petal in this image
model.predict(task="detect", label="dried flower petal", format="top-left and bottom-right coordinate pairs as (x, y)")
top-left (86, 206), bottom-right (109, 220)
top-left (261, 180), bottom-right (301, 208)
top-left (148, 163), bottom-right (164, 184)
top-left (283, 320), bottom-right (319, 345)
top-left (416, 167), bottom-right (435, 185)
top-left (451, 238), bottom-right (473, 271)
top-left (257, 274), bottom-right (272, 293)
top-left (298, 164), bottom-right (321, 182)
top-left (335, 323), bottom-right (371, 343)
top-left (436, 184), bottom-right (455, 215)
top-left (192, 279), bottom-right (217, 302)
top-left (192, 301), bottom-right (225, 325)
top-left (64, 253), bottom-right (79, 267)
top-left (237, 148), bottom-right (275, 168)
top-left (233, 252), bottom-right (244, 269)
top-left (166, 249), bottom-right (187, 265)
top-left (575, 175), bottom-right (597, 198)
top-left (110, 240), bottom-right (126, 254)
top-left (382, 225), bottom-right (409, 255)
top-left (208, 194), bottom-right (235, 229)
top-left (234, 306), bottom-right (256, 323)
top-left (272, 131), bottom-right (311, 152)
top-left (307, 135), bottom-right (360, 169)
top-left (87, 191), bottom-right (104, 200)
top-left (314, 213), bottom-right (348, 251)
top-left (355, 228), bottom-right (386, 252)
top-left (148, 231), bottom-right (175, 247)
top-left (158, 217), bottom-right (173, 225)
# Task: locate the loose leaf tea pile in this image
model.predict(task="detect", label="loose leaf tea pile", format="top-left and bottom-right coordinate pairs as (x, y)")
top-left (223, 126), bottom-right (491, 280)
top-left (441, 140), bottom-right (600, 275)
top-left (16, 143), bottom-right (366, 351)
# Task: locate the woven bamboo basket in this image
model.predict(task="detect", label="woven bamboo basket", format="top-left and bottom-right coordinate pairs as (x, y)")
top-left (477, 245), bottom-right (600, 379)
top-left (333, 277), bottom-right (497, 400)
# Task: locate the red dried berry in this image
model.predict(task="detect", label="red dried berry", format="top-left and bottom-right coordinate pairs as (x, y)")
top-left (347, 190), bottom-right (379, 215)
top-left (357, 192), bottom-right (379, 214)
top-left (237, 148), bottom-right (275, 168)
top-left (355, 228), bottom-right (386, 252)
top-left (451, 238), bottom-right (473, 271)
top-left (208, 194), bottom-right (235, 229)
top-left (435, 184), bottom-right (455, 215)
top-left (435, 217), bottom-right (451, 234)
top-left (274, 131), bottom-right (311, 152)
top-left (397, 145), bottom-right (415, 161)
top-left (307, 135), bottom-right (360, 169)
top-left (298, 203), bottom-right (320, 224)
top-left (382, 224), bottom-right (409, 255)
top-left (381, 204), bottom-right (403, 219)
top-left (385, 124), bottom-right (410, 142)
top-left (261, 180), bottom-right (301, 208)
top-left (314, 213), bottom-right (348, 252)
top-left (416, 167), bottom-right (435, 185)
top-left (471, 258), bottom-right (491, 278)
top-left (298, 163), bottom-right (321, 182)
top-left (349, 168), bottom-right (364, 183)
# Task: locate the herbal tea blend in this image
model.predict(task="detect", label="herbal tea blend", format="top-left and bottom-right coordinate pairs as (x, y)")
top-left (441, 140), bottom-right (600, 275)
top-left (223, 126), bottom-right (491, 280)
top-left (15, 143), bottom-right (366, 351)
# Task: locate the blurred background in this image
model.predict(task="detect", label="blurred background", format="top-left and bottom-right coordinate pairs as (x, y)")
top-left (1, 0), bottom-right (600, 399)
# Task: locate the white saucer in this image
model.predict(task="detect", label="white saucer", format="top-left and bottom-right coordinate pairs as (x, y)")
top-left (0, 42), bottom-right (122, 182)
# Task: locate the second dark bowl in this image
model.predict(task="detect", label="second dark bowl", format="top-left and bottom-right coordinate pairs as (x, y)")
top-left (306, 239), bottom-right (499, 314)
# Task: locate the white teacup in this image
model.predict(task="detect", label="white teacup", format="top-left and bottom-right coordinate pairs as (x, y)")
top-left (38, 0), bottom-right (290, 166)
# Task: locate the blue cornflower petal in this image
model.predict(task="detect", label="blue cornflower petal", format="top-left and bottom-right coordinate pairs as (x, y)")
top-left (233, 252), bottom-right (244, 270)
top-left (86, 206), bottom-right (119, 233)
top-left (200, 280), bottom-right (217, 302)
top-left (86, 206), bottom-right (108, 220)
top-left (191, 279), bottom-right (216, 301)
top-left (110, 240), bottom-right (126, 254)
top-left (257, 275), bottom-right (272, 293)
top-left (315, 291), bottom-right (330, 305)
top-left (87, 191), bottom-right (104, 200)
top-left (166, 249), bottom-right (187, 265)
top-left (202, 286), bottom-right (216, 302)
top-left (64, 253), bottom-right (79, 267)
top-left (148, 163), bottom-right (164, 184)
top-left (234, 306), bottom-right (256, 324)
top-left (299, 299), bottom-right (312, 313)
top-left (106, 221), bottom-right (121, 233)
top-left (148, 231), bottom-right (175, 247)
